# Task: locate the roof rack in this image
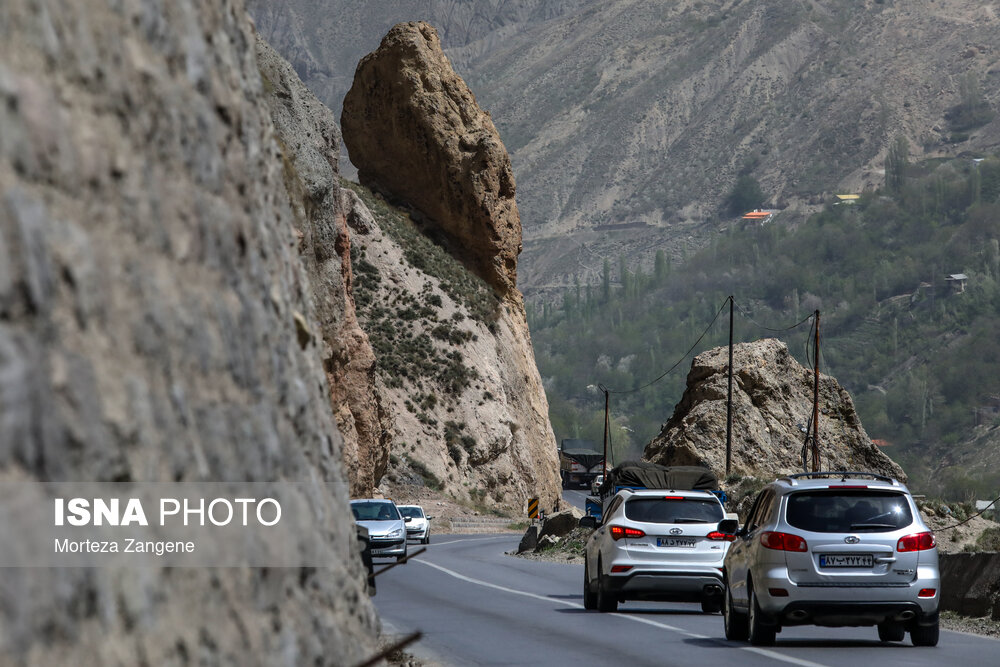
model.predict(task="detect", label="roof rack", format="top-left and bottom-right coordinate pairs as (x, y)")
top-left (780, 471), bottom-right (898, 486)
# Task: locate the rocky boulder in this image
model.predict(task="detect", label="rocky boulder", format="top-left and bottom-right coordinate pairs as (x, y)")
top-left (341, 21), bottom-right (521, 295)
top-left (644, 339), bottom-right (905, 481)
top-left (538, 508), bottom-right (584, 540)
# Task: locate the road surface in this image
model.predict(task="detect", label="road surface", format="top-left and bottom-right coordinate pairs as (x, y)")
top-left (561, 488), bottom-right (590, 511)
top-left (373, 534), bottom-right (1000, 667)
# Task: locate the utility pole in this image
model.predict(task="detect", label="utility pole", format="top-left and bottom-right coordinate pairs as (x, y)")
top-left (601, 386), bottom-right (609, 478)
top-left (726, 296), bottom-right (734, 477)
top-left (812, 310), bottom-right (821, 472)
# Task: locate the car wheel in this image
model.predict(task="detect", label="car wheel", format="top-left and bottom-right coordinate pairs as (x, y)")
top-left (723, 580), bottom-right (749, 641)
top-left (596, 559), bottom-right (618, 612)
top-left (877, 621), bottom-right (905, 642)
top-left (422, 534), bottom-right (430, 545)
top-left (910, 618), bottom-right (939, 647)
top-left (747, 582), bottom-right (776, 646)
top-left (583, 559), bottom-right (597, 610)
top-left (396, 549), bottom-right (407, 563)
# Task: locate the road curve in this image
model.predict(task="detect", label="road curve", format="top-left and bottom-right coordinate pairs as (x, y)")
top-left (373, 534), bottom-right (1000, 667)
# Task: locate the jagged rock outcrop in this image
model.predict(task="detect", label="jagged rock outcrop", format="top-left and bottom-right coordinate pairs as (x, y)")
top-left (644, 339), bottom-right (905, 481)
top-left (0, 1), bottom-right (376, 664)
top-left (341, 21), bottom-right (522, 295)
top-left (257, 38), bottom-right (391, 497)
top-left (342, 181), bottom-right (561, 514)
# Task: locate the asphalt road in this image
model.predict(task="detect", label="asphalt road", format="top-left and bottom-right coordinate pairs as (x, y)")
top-left (374, 534), bottom-right (1000, 667)
top-left (560, 488), bottom-right (591, 511)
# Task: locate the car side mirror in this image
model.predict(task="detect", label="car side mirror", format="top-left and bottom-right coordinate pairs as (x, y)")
top-left (579, 516), bottom-right (598, 529)
top-left (718, 518), bottom-right (739, 535)
top-left (426, 516), bottom-right (433, 521)
top-left (404, 516), bottom-right (412, 522)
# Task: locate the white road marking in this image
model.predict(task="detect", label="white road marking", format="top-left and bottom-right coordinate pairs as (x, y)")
top-left (416, 559), bottom-right (833, 667)
top-left (430, 536), bottom-right (513, 547)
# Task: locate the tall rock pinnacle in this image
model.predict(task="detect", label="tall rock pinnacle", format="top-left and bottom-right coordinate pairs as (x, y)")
top-left (341, 21), bottom-right (522, 296)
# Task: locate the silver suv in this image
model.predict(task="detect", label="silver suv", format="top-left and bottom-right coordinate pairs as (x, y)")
top-left (582, 488), bottom-right (738, 613)
top-left (722, 472), bottom-right (939, 647)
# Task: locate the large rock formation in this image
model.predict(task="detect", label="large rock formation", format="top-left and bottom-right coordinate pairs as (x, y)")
top-left (644, 339), bottom-right (905, 481)
top-left (0, 1), bottom-right (376, 664)
top-left (341, 21), bottom-right (522, 296)
top-left (257, 38), bottom-right (391, 497)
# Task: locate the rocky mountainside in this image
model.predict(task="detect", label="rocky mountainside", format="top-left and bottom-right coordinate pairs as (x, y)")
top-left (340, 22), bottom-right (561, 511)
top-left (0, 1), bottom-right (378, 664)
top-left (250, 0), bottom-right (1000, 293)
top-left (644, 339), bottom-right (905, 481)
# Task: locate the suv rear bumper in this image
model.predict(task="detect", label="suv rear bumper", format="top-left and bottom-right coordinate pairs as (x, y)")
top-left (607, 570), bottom-right (724, 602)
top-left (772, 601), bottom-right (939, 627)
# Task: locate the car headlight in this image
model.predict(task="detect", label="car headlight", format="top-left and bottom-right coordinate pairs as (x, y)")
top-left (386, 528), bottom-right (403, 538)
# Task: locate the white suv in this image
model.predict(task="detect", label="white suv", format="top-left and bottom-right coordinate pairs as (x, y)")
top-left (722, 472), bottom-right (939, 647)
top-left (582, 488), bottom-right (737, 612)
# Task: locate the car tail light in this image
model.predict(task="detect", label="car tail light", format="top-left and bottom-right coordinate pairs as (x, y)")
top-left (610, 565), bottom-right (633, 573)
top-left (918, 588), bottom-right (936, 598)
top-left (829, 485), bottom-right (868, 489)
top-left (760, 531), bottom-right (808, 552)
top-left (662, 496), bottom-right (684, 500)
top-left (897, 532), bottom-right (936, 552)
top-left (707, 531), bottom-right (737, 542)
top-left (609, 525), bottom-right (646, 541)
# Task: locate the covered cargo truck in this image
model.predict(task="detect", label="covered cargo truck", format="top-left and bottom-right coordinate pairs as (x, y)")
top-left (559, 439), bottom-right (604, 489)
top-left (585, 460), bottom-right (724, 521)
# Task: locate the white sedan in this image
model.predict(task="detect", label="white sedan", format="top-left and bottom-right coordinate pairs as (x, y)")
top-left (397, 504), bottom-right (432, 544)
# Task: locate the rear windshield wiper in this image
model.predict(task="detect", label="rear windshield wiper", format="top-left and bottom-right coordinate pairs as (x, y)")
top-left (671, 518), bottom-right (711, 524)
top-left (850, 522), bottom-right (897, 530)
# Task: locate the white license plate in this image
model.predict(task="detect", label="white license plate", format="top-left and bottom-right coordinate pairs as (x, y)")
top-left (819, 554), bottom-right (873, 568)
top-left (371, 549), bottom-right (388, 556)
top-left (657, 537), bottom-right (695, 548)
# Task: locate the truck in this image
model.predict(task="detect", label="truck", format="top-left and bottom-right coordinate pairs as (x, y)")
top-left (558, 439), bottom-right (604, 489)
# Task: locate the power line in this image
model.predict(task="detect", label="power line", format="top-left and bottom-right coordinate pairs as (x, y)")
top-left (602, 297), bottom-right (731, 395)
top-left (734, 302), bottom-right (813, 333)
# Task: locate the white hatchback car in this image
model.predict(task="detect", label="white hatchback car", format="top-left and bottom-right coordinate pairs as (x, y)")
top-left (397, 504), bottom-right (432, 544)
top-left (582, 488), bottom-right (737, 612)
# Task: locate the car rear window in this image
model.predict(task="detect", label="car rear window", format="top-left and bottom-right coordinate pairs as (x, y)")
top-left (624, 497), bottom-right (723, 524)
top-left (351, 502), bottom-right (400, 521)
top-left (785, 491), bottom-right (913, 533)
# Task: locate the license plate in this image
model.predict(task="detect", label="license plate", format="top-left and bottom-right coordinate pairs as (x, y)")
top-left (657, 537), bottom-right (695, 548)
top-left (371, 549), bottom-right (387, 556)
top-left (819, 554), bottom-right (873, 568)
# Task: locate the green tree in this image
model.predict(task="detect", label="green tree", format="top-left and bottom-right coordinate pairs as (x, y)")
top-left (725, 175), bottom-right (765, 216)
top-left (885, 135), bottom-right (909, 193)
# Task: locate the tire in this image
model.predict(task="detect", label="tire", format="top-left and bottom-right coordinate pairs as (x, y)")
top-left (747, 583), bottom-right (776, 646)
top-left (877, 621), bottom-right (905, 642)
top-left (422, 534), bottom-right (430, 545)
top-left (910, 618), bottom-right (939, 647)
top-left (723, 581), bottom-right (749, 641)
top-left (701, 596), bottom-right (723, 614)
top-left (396, 548), bottom-right (408, 563)
top-left (583, 560), bottom-right (597, 610)
top-left (596, 559), bottom-right (618, 612)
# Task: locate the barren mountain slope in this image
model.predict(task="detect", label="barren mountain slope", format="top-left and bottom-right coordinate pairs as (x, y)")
top-left (251, 0), bottom-right (1000, 292)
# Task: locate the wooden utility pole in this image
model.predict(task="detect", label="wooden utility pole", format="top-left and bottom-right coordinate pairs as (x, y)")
top-left (602, 386), bottom-right (610, 478)
top-left (812, 310), bottom-right (821, 471)
top-left (726, 296), bottom-right (734, 476)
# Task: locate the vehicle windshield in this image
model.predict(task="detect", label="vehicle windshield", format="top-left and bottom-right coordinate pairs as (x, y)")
top-left (351, 501), bottom-right (400, 521)
top-left (398, 507), bottom-right (424, 519)
top-left (624, 497), bottom-right (723, 523)
top-left (785, 490), bottom-right (913, 533)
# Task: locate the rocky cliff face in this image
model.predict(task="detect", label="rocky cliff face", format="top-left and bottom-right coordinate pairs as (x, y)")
top-left (338, 21), bottom-right (560, 512)
top-left (256, 38), bottom-right (392, 497)
top-left (644, 339), bottom-right (905, 481)
top-left (0, 1), bottom-right (376, 664)
top-left (342, 22), bottom-right (522, 296)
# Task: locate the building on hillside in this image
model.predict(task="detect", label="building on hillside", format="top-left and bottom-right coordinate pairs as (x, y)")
top-left (741, 209), bottom-right (776, 225)
top-left (946, 273), bottom-right (968, 293)
top-left (835, 194), bottom-right (860, 204)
